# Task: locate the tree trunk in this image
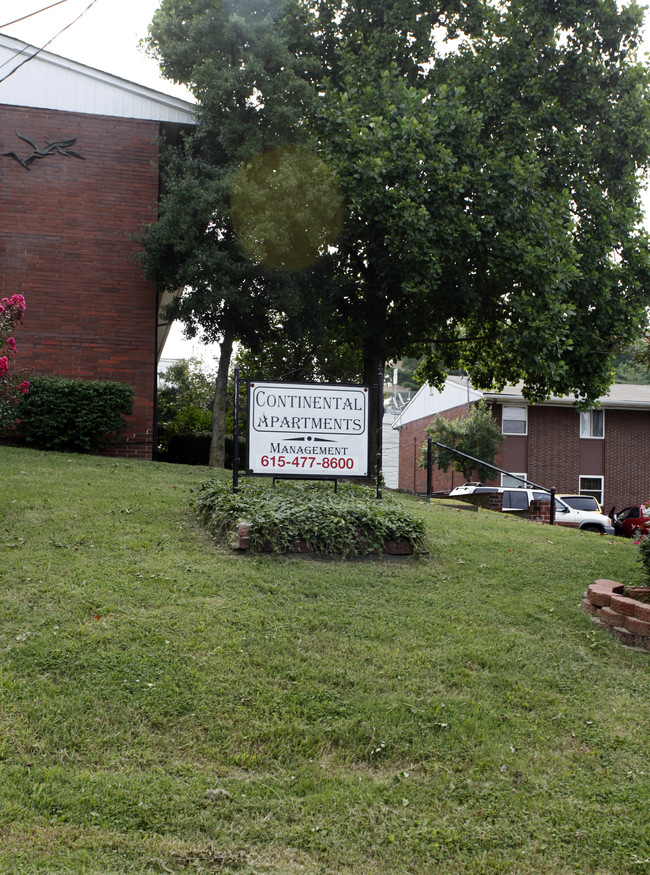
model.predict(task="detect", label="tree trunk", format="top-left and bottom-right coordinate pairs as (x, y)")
top-left (363, 348), bottom-right (384, 479)
top-left (209, 329), bottom-right (235, 468)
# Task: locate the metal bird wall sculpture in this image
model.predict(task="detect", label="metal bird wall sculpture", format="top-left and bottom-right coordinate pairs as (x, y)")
top-left (2, 131), bottom-right (86, 170)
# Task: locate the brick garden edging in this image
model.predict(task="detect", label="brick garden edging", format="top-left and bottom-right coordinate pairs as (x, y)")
top-left (583, 579), bottom-right (650, 651)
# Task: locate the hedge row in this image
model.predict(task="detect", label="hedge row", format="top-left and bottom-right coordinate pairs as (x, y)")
top-left (17, 375), bottom-right (134, 453)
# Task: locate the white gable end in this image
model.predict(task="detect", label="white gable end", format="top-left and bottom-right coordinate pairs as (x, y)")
top-left (0, 34), bottom-right (195, 124)
top-left (393, 378), bottom-right (483, 428)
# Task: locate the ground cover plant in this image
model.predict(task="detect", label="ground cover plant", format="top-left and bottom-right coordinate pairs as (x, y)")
top-left (1, 446), bottom-right (649, 874)
top-left (194, 478), bottom-right (427, 554)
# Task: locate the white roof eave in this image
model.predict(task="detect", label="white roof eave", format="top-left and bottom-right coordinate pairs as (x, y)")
top-left (0, 32), bottom-right (196, 123)
top-left (484, 384), bottom-right (650, 411)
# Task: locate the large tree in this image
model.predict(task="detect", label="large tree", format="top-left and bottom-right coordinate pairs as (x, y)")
top-left (144, 0), bottom-right (650, 469)
top-left (142, 0), bottom-right (329, 466)
top-left (307, 0), bottom-right (650, 400)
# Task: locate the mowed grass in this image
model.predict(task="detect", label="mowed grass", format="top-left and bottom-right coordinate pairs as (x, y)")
top-left (1, 446), bottom-right (649, 875)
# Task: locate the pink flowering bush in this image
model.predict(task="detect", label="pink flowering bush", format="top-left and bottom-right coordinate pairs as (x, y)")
top-left (633, 501), bottom-right (650, 584)
top-left (0, 294), bottom-right (29, 435)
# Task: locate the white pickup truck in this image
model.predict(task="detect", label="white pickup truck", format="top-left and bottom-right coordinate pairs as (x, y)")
top-left (449, 484), bottom-right (614, 534)
top-left (498, 488), bottom-right (614, 534)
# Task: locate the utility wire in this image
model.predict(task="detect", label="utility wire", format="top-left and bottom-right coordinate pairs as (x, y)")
top-left (0, 0), bottom-right (100, 83)
top-left (0, 0), bottom-right (73, 69)
top-left (1, 0), bottom-right (72, 29)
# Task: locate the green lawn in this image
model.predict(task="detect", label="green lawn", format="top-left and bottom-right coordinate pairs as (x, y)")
top-left (1, 446), bottom-right (648, 874)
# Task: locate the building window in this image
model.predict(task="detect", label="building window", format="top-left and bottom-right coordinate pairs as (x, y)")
top-left (579, 409), bottom-right (604, 438)
top-left (579, 476), bottom-right (604, 506)
top-left (501, 472), bottom-right (527, 488)
top-left (502, 405), bottom-right (527, 435)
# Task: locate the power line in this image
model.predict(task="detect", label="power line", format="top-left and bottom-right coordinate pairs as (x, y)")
top-left (1, 0), bottom-right (72, 29)
top-left (0, 37), bottom-right (36, 73)
top-left (0, 0), bottom-right (74, 69)
top-left (0, 0), bottom-right (101, 84)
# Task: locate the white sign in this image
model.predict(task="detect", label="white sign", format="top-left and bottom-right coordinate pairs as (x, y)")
top-left (247, 381), bottom-right (369, 477)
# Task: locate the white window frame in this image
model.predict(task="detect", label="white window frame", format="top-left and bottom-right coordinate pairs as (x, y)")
top-left (501, 472), bottom-right (528, 488)
top-left (579, 475), bottom-right (604, 506)
top-left (501, 405), bottom-right (527, 435)
top-left (579, 409), bottom-right (604, 439)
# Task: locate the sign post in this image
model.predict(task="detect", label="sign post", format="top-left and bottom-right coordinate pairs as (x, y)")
top-left (376, 364), bottom-right (384, 499)
top-left (233, 366), bottom-right (240, 493)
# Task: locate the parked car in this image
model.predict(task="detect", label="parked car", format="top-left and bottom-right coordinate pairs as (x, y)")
top-left (557, 494), bottom-right (603, 513)
top-left (449, 482), bottom-right (500, 497)
top-left (614, 505), bottom-right (650, 538)
top-left (497, 488), bottom-right (614, 535)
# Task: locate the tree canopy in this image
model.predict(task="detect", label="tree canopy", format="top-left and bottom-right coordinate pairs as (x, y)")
top-left (143, 0), bottom-right (650, 467)
top-left (306, 0), bottom-right (650, 395)
top-left (613, 334), bottom-right (650, 383)
top-left (157, 358), bottom-right (214, 452)
top-left (142, 0), bottom-right (330, 465)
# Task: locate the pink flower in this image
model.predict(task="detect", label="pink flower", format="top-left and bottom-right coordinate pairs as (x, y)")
top-left (0, 356), bottom-right (8, 376)
top-left (18, 381), bottom-right (30, 394)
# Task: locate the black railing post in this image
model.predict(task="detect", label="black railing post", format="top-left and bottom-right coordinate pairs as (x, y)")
top-left (426, 436), bottom-right (432, 502)
top-left (550, 487), bottom-right (556, 526)
top-left (233, 366), bottom-right (240, 494)
top-left (377, 364), bottom-right (384, 499)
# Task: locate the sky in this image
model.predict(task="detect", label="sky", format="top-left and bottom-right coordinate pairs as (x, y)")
top-left (1, 0), bottom-right (191, 99)
top-left (3, 0), bottom-right (650, 367)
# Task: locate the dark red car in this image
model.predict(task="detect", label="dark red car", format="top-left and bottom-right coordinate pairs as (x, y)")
top-left (614, 505), bottom-right (650, 538)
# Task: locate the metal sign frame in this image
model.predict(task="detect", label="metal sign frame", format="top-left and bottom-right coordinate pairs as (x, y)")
top-left (232, 369), bottom-right (383, 497)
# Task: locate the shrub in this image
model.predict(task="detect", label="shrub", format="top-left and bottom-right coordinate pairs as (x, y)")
top-left (194, 478), bottom-right (427, 555)
top-left (224, 434), bottom-right (247, 470)
top-left (157, 358), bottom-right (214, 452)
top-left (17, 376), bottom-right (134, 453)
top-left (636, 535), bottom-right (650, 584)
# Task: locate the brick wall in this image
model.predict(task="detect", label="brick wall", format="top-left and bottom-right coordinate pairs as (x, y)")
top-left (0, 105), bottom-right (160, 458)
top-left (397, 402), bottom-right (475, 493)
top-left (604, 409), bottom-right (650, 510)
top-left (496, 403), bottom-right (650, 511)
top-left (526, 405), bottom-right (580, 492)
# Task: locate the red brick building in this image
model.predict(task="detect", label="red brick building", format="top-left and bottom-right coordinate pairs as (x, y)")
top-left (0, 34), bottom-right (195, 458)
top-left (394, 378), bottom-right (650, 511)
top-left (484, 383), bottom-right (650, 513)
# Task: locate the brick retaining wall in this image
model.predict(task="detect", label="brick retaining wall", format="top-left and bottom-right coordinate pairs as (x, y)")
top-left (583, 579), bottom-right (650, 651)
